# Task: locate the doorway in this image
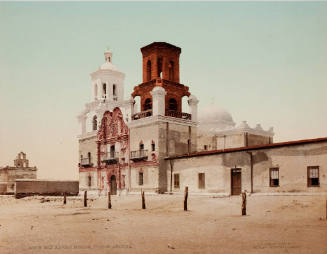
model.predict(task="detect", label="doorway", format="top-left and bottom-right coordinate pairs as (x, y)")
top-left (231, 168), bottom-right (242, 195)
top-left (110, 175), bottom-right (117, 195)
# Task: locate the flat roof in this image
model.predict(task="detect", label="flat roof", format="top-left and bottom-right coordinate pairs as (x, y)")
top-left (165, 137), bottom-right (327, 160)
top-left (141, 42), bottom-right (181, 52)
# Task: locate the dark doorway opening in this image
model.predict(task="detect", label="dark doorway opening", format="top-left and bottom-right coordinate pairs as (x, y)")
top-left (110, 175), bottom-right (117, 195)
top-left (231, 168), bottom-right (242, 195)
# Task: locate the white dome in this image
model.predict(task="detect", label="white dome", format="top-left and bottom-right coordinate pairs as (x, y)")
top-left (198, 104), bottom-right (235, 132)
top-left (100, 62), bottom-right (120, 72)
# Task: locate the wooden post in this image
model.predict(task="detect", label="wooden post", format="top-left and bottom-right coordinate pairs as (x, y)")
top-left (84, 191), bottom-right (87, 207)
top-left (184, 186), bottom-right (188, 211)
top-left (142, 191), bottom-right (146, 209)
top-left (63, 193), bottom-right (66, 205)
top-left (242, 191), bottom-right (247, 216)
top-left (108, 191), bottom-right (112, 209)
top-left (326, 199), bottom-right (327, 220)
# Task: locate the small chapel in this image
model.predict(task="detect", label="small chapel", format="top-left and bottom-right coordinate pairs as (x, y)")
top-left (0, 152), bottom-right (37, 194)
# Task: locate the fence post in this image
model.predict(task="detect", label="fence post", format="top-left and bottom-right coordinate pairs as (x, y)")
top-left (242, 191), bottom-right (247, 216)
top-left (84, 191), bottom-right (87, 207)
top-left (184, 186), bottom-right (188, 211)
top-left (63, 193), bottom-right (66, 205)
top-left (108, 191), bottom-right (112, 209)
top-left (142, 190), bottom-right (146, 209)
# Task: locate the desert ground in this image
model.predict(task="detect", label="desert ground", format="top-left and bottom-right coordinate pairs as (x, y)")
top-left (0, 193), bottom-right (326, 254)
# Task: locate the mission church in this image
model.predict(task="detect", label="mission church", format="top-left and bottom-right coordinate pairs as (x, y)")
top-left (78, 42), bottom-right (327, 196)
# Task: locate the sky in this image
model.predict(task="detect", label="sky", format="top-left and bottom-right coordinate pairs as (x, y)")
top-left (0, 2), bottom-right (326, 180)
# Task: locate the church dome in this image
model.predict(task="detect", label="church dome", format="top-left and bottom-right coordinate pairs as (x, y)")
top-left (198, 104), bottom-right (235, 132)
top-left (100, 62), bottom-right (120, 72)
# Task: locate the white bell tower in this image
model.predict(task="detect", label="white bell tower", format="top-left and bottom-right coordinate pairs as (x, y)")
top-left (91, 48), bottom-right (125, 103)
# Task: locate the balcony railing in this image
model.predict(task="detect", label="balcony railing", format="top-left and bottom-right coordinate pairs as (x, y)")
top-left (132, 109), bottom-right (152, 120)
top-left (102, 152), bottom-right (119, 164)
top-left (80, 158), bottom-right (93, 167)
top-left (130, 150), bottom-right (148, 161)
top-left (165, 110), bottom-right (191, 120)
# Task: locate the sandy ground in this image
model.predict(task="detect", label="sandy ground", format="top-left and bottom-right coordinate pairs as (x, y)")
top-left (0, 194), bottom-right (327, 254)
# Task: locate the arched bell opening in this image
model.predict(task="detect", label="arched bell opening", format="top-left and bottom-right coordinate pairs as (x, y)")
top-left (157, 57), bottom-right (163, 78)
top-left (144, 98), bottom-right (152, 111)
top-left (168, 98), bottom-right (177, 111)
top-left (92, 115), bottom-right (97, 131)
top-left (165, 96), bottom-right (192, 120)
top-left (147, 60), bottom-right (152, 81)
top-left (102, 83), bottom-right (107, 99)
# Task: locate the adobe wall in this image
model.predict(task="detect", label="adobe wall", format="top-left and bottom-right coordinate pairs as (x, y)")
top-left (130, 121), bottom-right (159, 153)
top-left (79, 170), bottom-right (98, 191)
top-left (167, 151), bottom-right (251, 194)
top-left (158, 121), bottom-right (197, 192)
top-left (15, 180), bottom-right (79, 198)
top-left (216, 133), bottom-right (244, 149)
top-left (130, 165), bottom-right (159, 192)
top-left (252, 142), bottom-right (327, 193)
top-left (197, 133), bottom-right (217, 151)
top-left (79, 136), bottom-right (97, 165)
top-left (164, 122), bottom-right (197, 156)
top-left (167, 140), bottom-right (327, 194)
top-left (247, 133), bottom-right (272, 146)
top-left (0, 167), bottom-right (37, 194)
top-left (200, 133), bottom-right (272, 151)
top-left (129, 118), bottom-right (196, 193)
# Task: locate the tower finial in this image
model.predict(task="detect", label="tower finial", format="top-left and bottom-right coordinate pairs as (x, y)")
top-left (104, 47), bottom-right (112, 63)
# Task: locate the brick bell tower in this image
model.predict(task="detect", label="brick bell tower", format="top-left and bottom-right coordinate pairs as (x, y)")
top-left (129, 42), bottom-right (199, 194)
top-left (132, 42), bottom-right (191, 115)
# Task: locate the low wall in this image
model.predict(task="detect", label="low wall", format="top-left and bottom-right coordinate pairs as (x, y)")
top-left (15, 179), bottom-right (79, 198)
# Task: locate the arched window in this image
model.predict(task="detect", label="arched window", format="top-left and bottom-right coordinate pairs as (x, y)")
top-left (168, 61), bottom-right (174, 80)
top-left (144, 98), bottom-right (152, 111)
top-left (88, 152), bottom-right (91, 163)
top-left (157, 57), bottom-right (163, 78)
top-left (102, 83), bottom-right (106, 97)
top-left (113, 84), bottom-right (117, 96)
top-left (92, 115), bottom-right (97, 130)
top-left (139, 171), bottom-right (144, 186)
top-left (147, 60), bottom-right (151, 81)
top-left (169, 98), bottom-right (177, 111)
top-left (88, 175), bottom-right (92, 187)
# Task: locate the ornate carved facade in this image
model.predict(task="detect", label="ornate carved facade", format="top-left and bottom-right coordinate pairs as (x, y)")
top-left (96, 108), bottom-right (129, 194)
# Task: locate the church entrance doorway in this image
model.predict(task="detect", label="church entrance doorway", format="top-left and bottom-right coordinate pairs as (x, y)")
top-left (110, 175), bottom-right (117, 195)
top-left (231, 168), bottom-right (242, 195)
